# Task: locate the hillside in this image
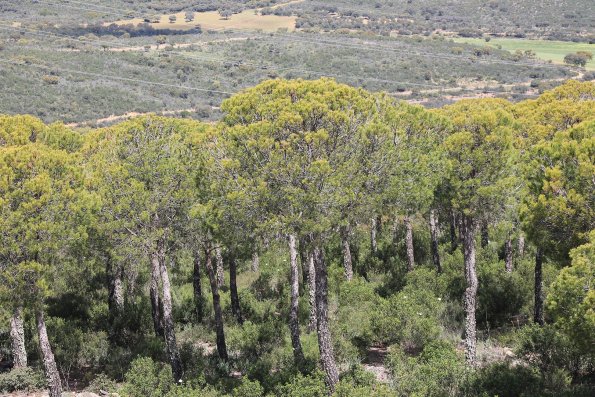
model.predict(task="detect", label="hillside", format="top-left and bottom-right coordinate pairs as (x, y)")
top-left (0, 0), bottom-right (591, 125)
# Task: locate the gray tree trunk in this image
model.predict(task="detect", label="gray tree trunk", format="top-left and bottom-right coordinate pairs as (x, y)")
top-left (307, 251), bottom-right (317, 333)
top-left (251, 250), bottom-right (260, 272)
top-left (480, 220), bottom-right (489, 248)
top-left (340, 225), bottom-right (353, 281)
top-left (429, 209), bottom-right (442, 273)
top-left (150, 251), bottom-right (164, 337)
top-left (518, 233), bottom-right (525, 257)
top-left (288, 234), bottom-right (305, 364)
top-left (10, 306), bottom-right (27, 368)
top-left (193, 252), bottom-right (204, 323)
top-left (36, 310), bottom-right (62, 397)
top-left (462, 215), bottom-right (478, 367)
top-left (157, 245), bottom-right (183, 381)
top-left (370, 217), bottom-right (378, 254)
top-left (405, 216), bottom-right (415, 272)
top-left (299, 238), bottom-right (309, 296)
top-left (313, 246), bottom-right (339, 392)
top-left (229, 256), bottom-right (243, 324)
top-left (505, 234), bottom-right (513, 273)
top-left (205, 248), bottom-right (228, 360)
top-left (534, 248), bottom-right (545, 325)
top-left (450, 210), bottom-right (458, 252)
top-left (215, 247), bottom-right (225, 288)
top-left (107, 258), bottom-right (124, 330)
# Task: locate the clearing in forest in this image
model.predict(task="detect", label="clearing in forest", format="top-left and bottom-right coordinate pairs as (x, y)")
top-left (454, 38), bottom-right (595, 70)
top-left (111, 9), bottom-right (296, 32)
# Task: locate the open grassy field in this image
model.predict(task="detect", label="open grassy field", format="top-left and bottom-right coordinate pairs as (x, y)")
top-left (113, 9), bottom-right (297, 32)
top-left (454, 38), bottom-right (595, 70)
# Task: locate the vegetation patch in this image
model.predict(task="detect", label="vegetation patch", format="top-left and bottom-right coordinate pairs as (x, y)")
top-left (111, 10), bottom-right (297, 32)
top-left (454, 38), bottom-right (595, 70)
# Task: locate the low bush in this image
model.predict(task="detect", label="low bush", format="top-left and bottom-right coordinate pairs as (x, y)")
top-left (0, 367), bottom-right (46, 393)
top-left (387, 340), bottom-right (467, 397)
top-left (86, 373), bottom-right (118, 394)
top-left (372, 286), bottom-right (444, 352)
top-left (121, 356), bottom-right (174, 397)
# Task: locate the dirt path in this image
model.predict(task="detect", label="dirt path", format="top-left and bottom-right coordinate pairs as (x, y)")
top-left (267, 0), bottom-right (305, 10)
top-left (65, 106), bottom-right (219, 128)
top-left (58, 36), bottom-right (253, 53)
top-left (362, 345), bottom-right (391, 383)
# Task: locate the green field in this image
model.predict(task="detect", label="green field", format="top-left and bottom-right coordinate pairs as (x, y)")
top-left (454, 38), bottom-right (595, 70)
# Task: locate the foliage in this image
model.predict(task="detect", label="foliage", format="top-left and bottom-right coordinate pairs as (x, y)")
top-left (0, 367), bottom-right (46, 393)
top-left (121, 356), bottom-right (174, 397)
top-left (86, 373), bottom-right (118, 394)
top-left (275, 372), bottom-right (327, 397)
top-left (372, 285), bottom-right (444, 352)
top-left (521, 119), bottom-right (594, 261)
top-left (386, 340), bottom-right (467, 397)
top-left (0, 80), bottom-right (593, 397)
top-left (232, 378), bottom-right (264, 397)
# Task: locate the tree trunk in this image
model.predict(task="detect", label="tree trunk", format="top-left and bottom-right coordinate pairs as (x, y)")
top-left (215, 247), bottom-right (225, 288)
top-left (450, 210), bottom-right (458, 253)
top-left (405, 216), bottom-right (415, 272)
top-left (205, 248), bottom-right (228, 360)
top-left (313, 246), bottom-right (339, 392)
top-left (505, 234), bottom-right (513, 273)
top-left (307, 251), bottom-right (317, 333)
top-left (251, 250), bottom-right (260, 272)
top-left (534, 248), bottom-right (544, 326)
top-left (370, 217), bottom-right (378, 254)
top-left (429, 209), bottom-right (442, 273)
top-left (36, 310), bottom-right (62, 397)
top-left (518, 233), bottom-right (525, 257)
top-left (288, 235), bottom-right (305, 364)
top-left (107, 258), bottom-right (124, 334)
top-left (299, 238), bottom-right (309, 296)
top-left (340, 225), bottom-right (353, 281)
top-left (193, 252), bottom-right (204, 323)
top-left (10, 306), bottom-right (27, 368)
top-left (157, 245), bottom-right (183, 381)
top-left (480, 220), bottom-right (489, 248)
top-left (229, 256), bottom-right (243, 324)
top-left (462, 215), bottom-right (478, 367)
top-left (150, 251), bottom-right (164, 337)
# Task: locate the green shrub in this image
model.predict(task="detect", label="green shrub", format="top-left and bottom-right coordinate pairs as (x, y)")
top-left (121, 357), bottom-right (174, 397)
top-left (164, 384), bottom-right (221, 397)
top-left (232, 378), bottom-right (264, 397)
top-left (387, 340), bottom-right (467, 397)
top-left (333, 380), bottom-right (393, 397)
top-left (0, 367), bottom-right (46, 393)
top-left (275, 372), bottom-right (327, 397)
top-left (372, 287), bottom-right (444, 352)
top-left (547, 233), bottom-right (595, 361)
top-left (335, 279), bottom-right (379, 354)
top-left (516, 324), bottom-right (590, 377)
top-left (477, 259), bottom-right (530, 327)
top-left (469, 362), bottom-right (545, 397)
top-left (86, 373), bottom-right (118, 394)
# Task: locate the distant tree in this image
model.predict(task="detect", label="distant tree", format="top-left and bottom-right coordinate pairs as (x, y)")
top-left (564, 52), bottom-right (591, 67)
top-left (577, 51), bottom-right (593, 60)
top-left (219, 9), bottom-right (233, 20)
top-left (168, 15), bottom-right (177, 24)
top-left (185, 11), bottom-right (194, 22)
top-left (156, 35), bottom-right (167, 49)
